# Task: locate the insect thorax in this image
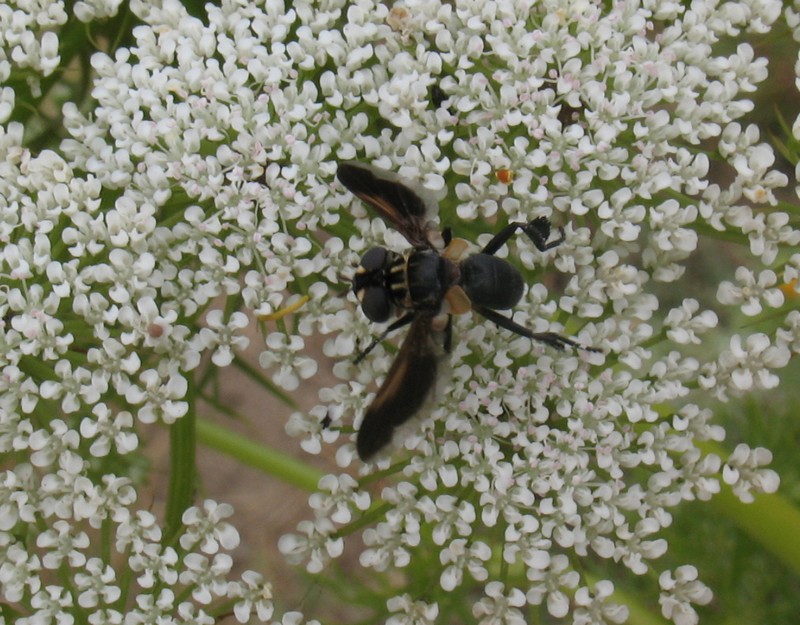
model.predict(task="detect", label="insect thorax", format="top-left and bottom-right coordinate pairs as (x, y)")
top-left (405, 249), bottom-right (455, 311)
top-left (354, 245), bottom-right (458, 321)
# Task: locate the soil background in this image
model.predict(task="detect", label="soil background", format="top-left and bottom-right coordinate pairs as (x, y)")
top-left (141, 321), bottom-right (357, 620)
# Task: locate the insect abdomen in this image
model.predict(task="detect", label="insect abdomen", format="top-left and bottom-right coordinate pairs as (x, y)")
top-left (460, 254), bottom-right (524, 310)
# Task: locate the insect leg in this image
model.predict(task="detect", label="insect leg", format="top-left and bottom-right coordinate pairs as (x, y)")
top-left (442, 226), bottom-right (453, 247)
top-left (480, 217), bottom-right (565, 255)
top-left (443, 314), bottom-right (453, 354)
top-left (354, 312), bottom-right (417, 364)
top-left (473, 305), bottom-right (599, 352)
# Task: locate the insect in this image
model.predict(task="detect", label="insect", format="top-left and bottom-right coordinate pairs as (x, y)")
top-left (337, 161), bottom-right (597, 461)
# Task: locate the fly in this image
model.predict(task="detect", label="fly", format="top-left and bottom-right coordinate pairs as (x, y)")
top-left (338, 161), bottom-right (598, 461)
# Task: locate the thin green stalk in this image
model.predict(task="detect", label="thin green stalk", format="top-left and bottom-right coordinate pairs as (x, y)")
top-left (706, 484), bottom-right (800, 577)
top-left (232, 353), bottom-right (298, 409)
top-left (164, 383), bottom-right (197, 546)
top-left (196, 417), bottom-right (322, 492)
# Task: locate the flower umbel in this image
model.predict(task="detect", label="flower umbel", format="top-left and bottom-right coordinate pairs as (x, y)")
top-left (1, 0), bottom-right (798, 624)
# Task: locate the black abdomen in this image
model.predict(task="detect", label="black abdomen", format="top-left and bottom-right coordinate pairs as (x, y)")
top-left (460, 254), bottom-right (523, 310)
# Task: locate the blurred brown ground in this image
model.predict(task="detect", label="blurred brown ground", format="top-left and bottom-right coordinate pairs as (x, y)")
top-left (142, 320), bottom-right (353, 618)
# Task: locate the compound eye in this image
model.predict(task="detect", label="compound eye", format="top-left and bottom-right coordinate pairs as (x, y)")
top-left (361, 286), bottom-right (392, 322)
top-left (360, 247), bottom-right (388, 271)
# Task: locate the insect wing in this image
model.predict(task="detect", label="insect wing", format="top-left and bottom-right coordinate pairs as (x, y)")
top-left (356, 314), bottom-right (442, 461)
top-left (337, 161), bottom-right (437, 248)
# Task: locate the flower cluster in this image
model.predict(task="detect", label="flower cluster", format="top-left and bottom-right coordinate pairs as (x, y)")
top-left (0, 0), bottom-right (798, 624)
top-left (0, 0), bottom-right (65, 105)
top-left (279, 0), bottom-right (793, 622)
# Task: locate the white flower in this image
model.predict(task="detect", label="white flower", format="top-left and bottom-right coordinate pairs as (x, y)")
top-left (777, 309), bottom-right (800, 354)
top-left (419, 494), bottom-right (476, 546)
top-left (39, 360), bottom-right (107, 413)
top-left (701, 333), bottom-right (791, 399)
top-left (179, 552), bottom-right (234, 604)
top-left (0, 542), bottom-right (42, 603)
top-left (123, 366), bottom-right (189, 424)
top-left (259, 332), bottom-right (318, 391)
top-left (117, 296), bottom-right (182, 353)
top-left (73, 0), bottom-right (124, 22)
top-left (270, 611), bottom-right (322, 625)
top-left (309, 473), bottom-right (370, 524)
top-left (128, 541), bottom-right (179, 589)
top-left (37, 520), bottom-right (90, 569)
top-left (716, 267), bottom-right (784, 315)
top-left (278, 518), bottom-right (343, 574)
top-left (74, 557), bottom-right (121, 608)
top-left (664, 299), bottom-right (718, 345)
top-left (129, 588), bottom-right (177, 623)
top-left (659, 566), bottom-right (713, 625)
top-left (573, 580), bottom-right (629, 625)
top-left (359, 482), bottom-right (425, 570)
top-left (722, 443), bottom-right (780, 503)
top-left (229, 570), bottom-right (274, 623)
top-left (175, 601), bottom-right (216, 625)
top-left (180, 500), bottom-right (240, 554)
top-left (194, 309), bottom-right (250, 367)
top-left (8, 26), bottom-right (63, 78)
top-left (28, 419), bottom-right (82, 470)
top-left (438, 538), bottom-right (491, 591)
top-left (472, 581), bottom-right (526, 625)
top-left (79, 404), bottom-right (137, 457)
top-left (26, 585), bottom-right (75, 625)
top-left (386, 594), bottom-right (439, 625)
top-left (526, 553), bottom-right (580, 618)
top-left (0, 0), bottom-right (796, 624)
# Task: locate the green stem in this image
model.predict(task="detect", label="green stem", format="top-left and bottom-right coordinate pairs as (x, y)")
top-left (231, 354), bottom-right (298, 409)
top-left (706, 484), bottom-right (800, 577)
top-left (196, 418), bottom-right (322, 492)
top-left (163, 384), bottom-right (197, 546)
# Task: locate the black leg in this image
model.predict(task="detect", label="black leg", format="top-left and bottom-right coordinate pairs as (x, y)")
top-left (443, 314), bottom-right (453, 354)
top-left (355, 312), bottom-right (416, 364)
top-left (480, 217), bottom-right (565, 256)
top-left (321, 412), bottom-right (332, 429)
top-left (442, 226), bottom-right (453, 247)
top-left (473, 305), bottom-right (599, 352)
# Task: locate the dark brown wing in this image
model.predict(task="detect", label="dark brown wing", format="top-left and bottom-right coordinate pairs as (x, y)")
top-left (337, 161), bottom-right (437, 248)
top-left (357, 314), bottom-right (443, 460)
